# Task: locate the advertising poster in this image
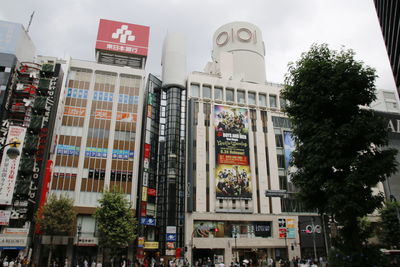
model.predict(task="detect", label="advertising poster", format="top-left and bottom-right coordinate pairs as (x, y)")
top-left (214, 105), bottom-right (252, 199)
top-left (283, 131), bottom-right (295, 169)
top-left (0, 126), bottom-right (26, 205)
top-left (193, 221), bottom-right (224, 238)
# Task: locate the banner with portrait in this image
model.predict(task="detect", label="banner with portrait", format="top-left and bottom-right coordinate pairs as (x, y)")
top-left (214, 105), bottom-right (252, 199)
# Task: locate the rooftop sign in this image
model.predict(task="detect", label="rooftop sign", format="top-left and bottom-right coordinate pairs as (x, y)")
top-left (96, 19), bottom-right (149, 56)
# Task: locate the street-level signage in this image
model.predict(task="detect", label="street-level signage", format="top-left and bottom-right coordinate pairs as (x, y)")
top-left (76, 236), bottom-right (98, 246)
top-left (140, 217), bottom-right (156, 226)
top-left (96, 19), bottom-right (150, 56)
top-left (138, 237), bottom-right (144, 248)
top-left (166, 233), bottom-right (176, 242)
top-left (0, 210), bottom-right (11, 225)
top-left (0, 235), bottom-right (28, 248)
top-left (166, 226), bottom-right (176, 234)
top-left (254, 222), bottom-right (271, 237)
top-left (144, 241), bottom-right (158, 249)
top-left (2, 228), bottom-right (29, 235)
top-left (265, 190), bottom-right (287, 197)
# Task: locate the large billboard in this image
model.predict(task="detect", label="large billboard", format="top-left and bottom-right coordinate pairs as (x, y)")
top-left (96, 19), bottom-right (150, 56)
top-left (214, 105), bottom-right (252, 199)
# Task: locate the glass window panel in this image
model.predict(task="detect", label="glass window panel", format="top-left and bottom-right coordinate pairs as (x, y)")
top-left (259, 94), bottom-right (267, 106)
top-left (226, 88), bottom-right (234, 102)
top-left (237, 90), bottom-right (245, 104)
top-left (191, 84), bottom-right (200, 97)
top-left (203, 85), bottom-right (211, 98)
top-left (215, 87), bottom-right (223, 100)
top-left (248, 92), bottom-right (256, 105)
top-left (279, 97), bottom-right (287, 109)
top-left (269, 95), bottom-right (277, 108)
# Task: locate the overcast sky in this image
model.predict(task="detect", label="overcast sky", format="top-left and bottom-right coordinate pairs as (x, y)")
top-left (0, 0), bottom-right (396, 90)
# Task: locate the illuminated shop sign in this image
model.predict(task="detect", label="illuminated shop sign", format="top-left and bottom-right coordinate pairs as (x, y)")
top-left (214, 105), bottom-right (252, 199)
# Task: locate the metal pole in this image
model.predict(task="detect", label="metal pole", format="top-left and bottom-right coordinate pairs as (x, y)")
top-left (311, 218), bottom-right (317, 261)
top-left (321, 214), bottom-right (329, 257)
top-left (234, 234), bottom-right (237, 263)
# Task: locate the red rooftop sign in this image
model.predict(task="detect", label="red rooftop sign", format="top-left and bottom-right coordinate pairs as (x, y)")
top-left (96, 19), bottom-right (150, 56)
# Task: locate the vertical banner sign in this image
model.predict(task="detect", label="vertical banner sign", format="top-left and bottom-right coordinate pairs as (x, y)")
top-left (214, 105), bottom-right (252, 199)
top-left (283, 131), bottom-right (295, 169)
top-left (35, 160), bottom-right (53, 234)
top-left (0, 126), bottom-right (26, 205)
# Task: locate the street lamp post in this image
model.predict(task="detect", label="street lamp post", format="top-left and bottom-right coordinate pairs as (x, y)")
top-left (0, 141), bottom-right (21, 159)
top-left (233, 229), bottom-right (238, 264)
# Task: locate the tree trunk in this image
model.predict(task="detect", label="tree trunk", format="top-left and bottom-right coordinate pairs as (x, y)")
top-left (47, 235), bottom-right (53, 267)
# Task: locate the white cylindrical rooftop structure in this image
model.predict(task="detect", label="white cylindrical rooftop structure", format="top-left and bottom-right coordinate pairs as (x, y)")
top-left (161, 32), bottom-right (187, 88)
top-left (212, 22), bottom-right (266, 84)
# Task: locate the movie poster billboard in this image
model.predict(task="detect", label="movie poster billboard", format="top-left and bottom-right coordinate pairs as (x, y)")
top-left (214, 105), bottom-right (252, 199)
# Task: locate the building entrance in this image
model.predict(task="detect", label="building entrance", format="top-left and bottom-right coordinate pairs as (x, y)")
top-left (193, 248), bottom-right (224, 265)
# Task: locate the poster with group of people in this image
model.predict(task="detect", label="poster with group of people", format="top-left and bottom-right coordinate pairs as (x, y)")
top-left (214, 105), bottom-right (252, 199)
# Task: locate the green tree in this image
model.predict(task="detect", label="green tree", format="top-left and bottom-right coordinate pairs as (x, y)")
top-left (378, 201), bottom-right (400, 248)
top-left (35, 194), bottom-right (75, 267)
top-left (94, 187), bottom-right (137, 266)
top-left (281, 44), bottom-right (397, 266)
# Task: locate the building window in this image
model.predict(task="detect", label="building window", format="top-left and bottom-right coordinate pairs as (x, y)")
top-left (269, 95), bottom-right (277, 108)
top-left (191, 84), bottom-right (200, 97)
top-left (275, 133), bottom-right (283, 147)
top-left (237, 90), bottom-right (245, 104)
top-left (279, 176), bottom-right (288, 190)
top-left (279, 97), bottom-right (287, 109)
top-left (215, 87), bottom-right (223, 100)
top-left (248, 92), bottom-right (256, 105)
top-left (259, 94), bottom-right (267, 107)
top-left (226, 88), bottom-right (234, 102)
top-left (277, 154), bottom-right (285, 169)
top-left (203, 85), bottom-right (211, 98)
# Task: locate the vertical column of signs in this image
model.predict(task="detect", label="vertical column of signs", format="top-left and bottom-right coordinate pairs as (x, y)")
top-left (138, 92), bottom-right (159, 253)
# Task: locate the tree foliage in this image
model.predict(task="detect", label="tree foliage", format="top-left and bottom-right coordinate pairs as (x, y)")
top-left (281, 44), bottom-right (397, 264)
top-left (94, 187), bottom-right (137, 258)
top-left (378, 201), bottom-right (400, 248)
top-left (35, 194), bottom-right (75, 235)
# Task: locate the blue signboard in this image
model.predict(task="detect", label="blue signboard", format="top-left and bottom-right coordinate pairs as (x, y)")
top-left (166, 233), bottom-right (176, 242)
top-left (67, 88), bottom-right (89, 99)
top-left (140, 217), bottom-right (156, 226)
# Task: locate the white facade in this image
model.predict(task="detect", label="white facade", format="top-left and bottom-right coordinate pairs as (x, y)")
top-left (0, 20), bottom-right (35, 62)
top-left (371, 89), bottom-right (400, 113)
top-left (185, 72), bottom-right (303, 263)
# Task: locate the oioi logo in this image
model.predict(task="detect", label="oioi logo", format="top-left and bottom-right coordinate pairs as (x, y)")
top-left (112, 25), bottom-right (136, 43)
top-left (303, 224), bottom-right (322, 234)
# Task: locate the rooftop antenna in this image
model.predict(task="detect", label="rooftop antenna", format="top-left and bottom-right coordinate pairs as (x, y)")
top-left (26, 11), bottom-right (35, 33)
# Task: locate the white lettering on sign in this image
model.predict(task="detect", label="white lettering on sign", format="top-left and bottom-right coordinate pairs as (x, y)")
top-left (216, 28), bottom-right (257, 47)
top-left (387, 119), bottom-right (400, 133)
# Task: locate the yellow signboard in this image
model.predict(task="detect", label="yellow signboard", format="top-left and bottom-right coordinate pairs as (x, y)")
top-left (144, 241), bottom-right (159, 249)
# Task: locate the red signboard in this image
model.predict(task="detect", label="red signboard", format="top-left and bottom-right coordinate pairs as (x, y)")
top-left (148, 188), bottom-right (156, 196)
top-left (144, 144), bottom-right (150, 159)
top-left (96, 19), bottom-right (150, 56)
